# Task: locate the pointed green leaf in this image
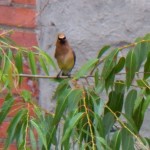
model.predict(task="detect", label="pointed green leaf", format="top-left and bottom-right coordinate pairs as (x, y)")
top-left (96, 137), bottom-right (112, 150)
top-left (21, 90), bottom-right (32, 102)
top-left (113, 57), bottom-right (125, 73)
top-left (5, 109), bottom-right (27, 149)
top-left (30, 119), bottom-right (47, 150)
top-left (110, 131), bottom-right (121, 150)
top-left (134, 43), bottom-right (147, 71)
top-left (133, 98), bottom-right (144, 131)
top-left (2, 49), bottom-right (12, 74)
top-left (94, 70), bottom-right (105, 94)
top-left (97, 45), bottom-right (110, 59)
top-left (121, 128), bottom-right (134, 150)
top-left (94, 114), bottom-right (105, 138)
top-left (105, 81), bottom-right (125, 117)
top-left (125, 90), bottom-right (137, 117)
top-left (122, 113), bottom-right (138, 134)
top-left (103, 112), bottom-right (115, 136)
top-left (137, 79), bottom-right (150, 89)
top-left (101, 48), bottom-right (119, 79)
top-left (0, 94), bottom-right (14, 124)
top-left (33, 46), bottom-right (57, 70)
top-left (62, 112), bottom-right (83, 143)
top-left (125, 49), bottom-right (136, 88)
top-left (144, 52), bottom-right (150, 79)
top-left (28, 51), bottom-right (37, 75)
top-left (105, 70), bottom-right (115, 92)
top-left (39, 57), bottom-right (49, 75)
top-left (68, 89), bottom-right (82, 111)
top-left (29, 129), bottom-right (37, 150)
top-left (133, 89), bottom-right (145, 112)
top-left (74, 58), bottom-right (98, 79)
top-left (15, 51), bottom-right (23, 74)
top-left (142, 96), bottom-right (150, 116)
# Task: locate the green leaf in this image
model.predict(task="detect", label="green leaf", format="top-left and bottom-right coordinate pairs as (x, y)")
top-left (67, 89), bottom-right (82, 112)
top-left (94, 114), bottom-right (105, 138)
top-left (101, 48), bottom-right (119, 79)
top-left (133, 89), bottom-right (145, 112)
top-left (29, 129), bottom-right (37, 150)
top-left (21, 90), bottom-right (32, 102)
top-left (0, 94), bottom-right (14, 124)
top-left (105, 70), bottom-right (115, 92)
top-left (110, 131), bottom-right (121, 150)
top-left (121, 128), bottom-right (134, 150)
top-left (144, 52), bottom-right (150, 79)
top-left (2, 49), bottom-right (12, 74)
top-left (15, 51), bottom-right (23, 74)
top-left (105, 81), bottom-right (125, 117)
top-left (94, 70), bottom-right (105, 94)
top-left (28, 51), bottom-right (37, 75)
top-left (113, 57), bottom-right (125, 73)
top-left (62, 112), bottom-right (83, 143)
top-left (124, 90), bottom-right (137, 117)
top-left (133, 98), bottom-right (144, 131)
top-left (16, 120), bottom-right (27, 149)
top-left (39, 57), bottom-right (49, 75)
top-left (125, 49), bottom-right (136, 88)
top-left (97, 45), bottom-right (110, 59)
top-left (96, 137), bottom-right (112, 150)
top-left (33, 46), bottom-right (57, 70)
top-left (142, 95), bottom-right (150, 117)
top-left (30, 119), bottom-right (47, 150)
top-left (122, 113), bottom-right (138, 134)
top-left (5, 109), bottom-right (27, 149)
top-left (134, 42), bottom-right (148, 71)
top-left (74, 58), bottom-right (98, 79)
top-left (103, 112), bottom-right (115, 136)
top-left (53, 89), bottom-right (72, 125)
top-left (137, 79), bottom-right (149, 89)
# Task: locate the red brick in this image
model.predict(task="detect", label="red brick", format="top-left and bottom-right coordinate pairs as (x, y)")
top-left (0, 6), bottom-right (36, 28)
top-left (12, 77), bottom-right (39, 98)
top-left (12, 0), bottom-right (36, 5)
top-left (0, 121), bottom-right (9, 138)
top-left (0, 143), bottom-right (17, 150)
top-left (10, 31), bottom-right (38, 47)
top-left (0, 0), bottom-right (11, 5)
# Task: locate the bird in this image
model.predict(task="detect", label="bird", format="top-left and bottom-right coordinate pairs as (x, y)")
top-left (54, 33), bottom-right (76, 77)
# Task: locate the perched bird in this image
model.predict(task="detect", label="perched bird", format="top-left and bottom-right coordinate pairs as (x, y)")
top-left (54, 33), bottom-right (76, 77)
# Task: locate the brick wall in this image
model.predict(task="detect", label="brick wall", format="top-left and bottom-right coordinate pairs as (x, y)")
top-left (0, 0), bottom-right (38, 149)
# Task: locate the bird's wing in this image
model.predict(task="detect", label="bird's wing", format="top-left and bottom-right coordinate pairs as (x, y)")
top-left (73, 50), bottom-right (76, 66)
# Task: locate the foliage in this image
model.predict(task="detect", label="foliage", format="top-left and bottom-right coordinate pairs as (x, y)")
top-left (0, 30), bottom-right (150, 150)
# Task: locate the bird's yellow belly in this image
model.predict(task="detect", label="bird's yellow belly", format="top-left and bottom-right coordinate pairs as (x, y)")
top-left (57, 54), bottom-right (74, 71)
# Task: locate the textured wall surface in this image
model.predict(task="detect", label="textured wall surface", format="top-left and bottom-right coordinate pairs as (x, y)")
top-left (37, 0), bottom-right (150, 137)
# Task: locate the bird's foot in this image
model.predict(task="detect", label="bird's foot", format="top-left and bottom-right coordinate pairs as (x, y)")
top-left (56, 71), bottom-right (62, 78)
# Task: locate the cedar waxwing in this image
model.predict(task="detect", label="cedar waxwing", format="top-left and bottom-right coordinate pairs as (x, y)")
top-left (54, 33), bottom-right (76, 77)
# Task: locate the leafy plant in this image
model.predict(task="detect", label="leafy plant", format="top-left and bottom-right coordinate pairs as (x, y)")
top-left (0, 30), bottom-right (150, 150)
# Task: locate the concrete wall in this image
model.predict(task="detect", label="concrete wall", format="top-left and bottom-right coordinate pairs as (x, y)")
top-left (37, 0), bottom-right (150, 137)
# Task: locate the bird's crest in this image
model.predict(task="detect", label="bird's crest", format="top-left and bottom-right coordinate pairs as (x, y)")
top-left (58, 33), bottom-right (66, 40)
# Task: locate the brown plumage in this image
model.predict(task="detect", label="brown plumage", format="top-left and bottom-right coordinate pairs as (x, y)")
top-left (54, 33), bottom-right (76, 77)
